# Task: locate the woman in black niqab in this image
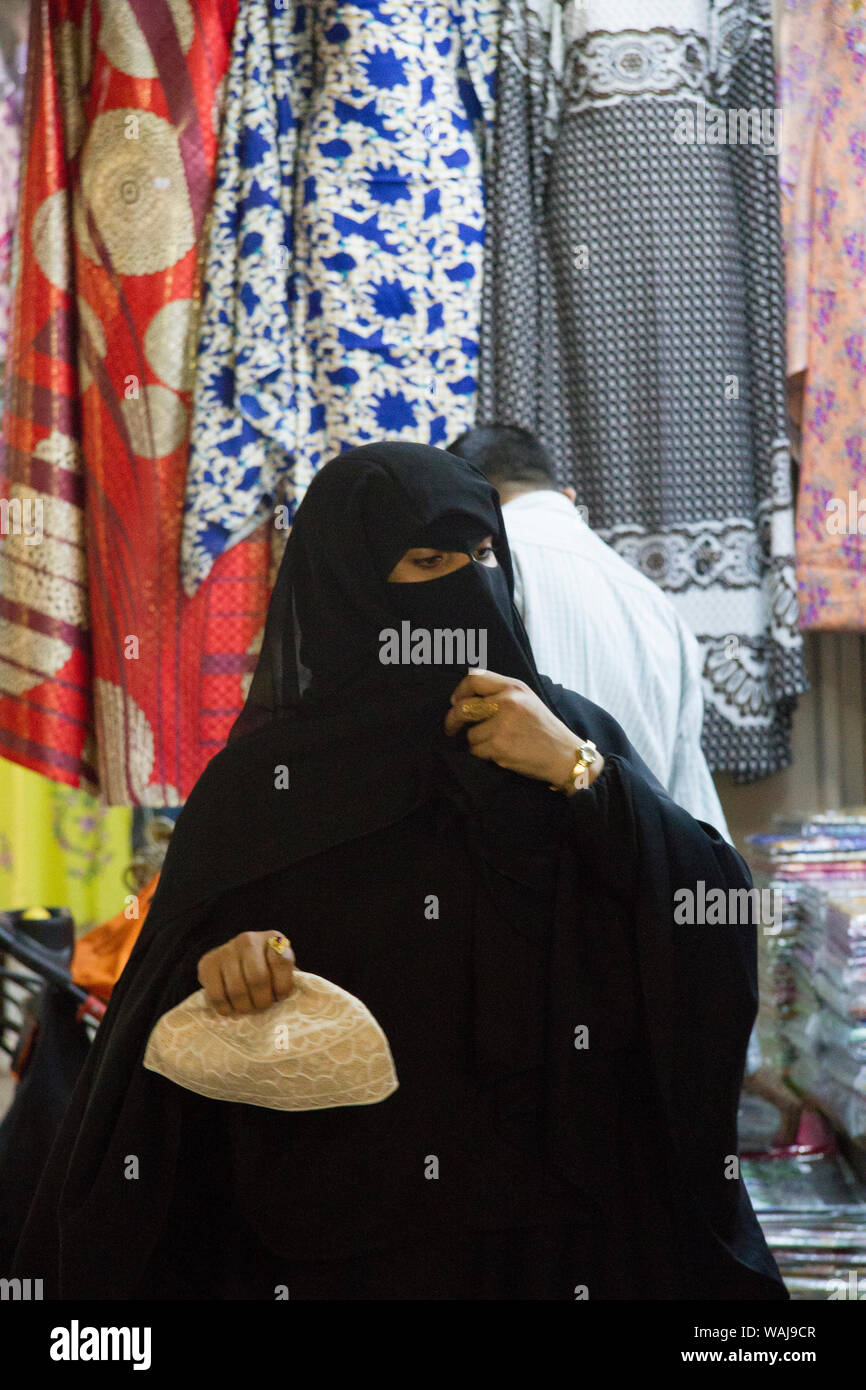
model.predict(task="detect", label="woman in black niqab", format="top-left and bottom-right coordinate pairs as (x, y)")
top-left (13, 443), bottom-right (786, 1301)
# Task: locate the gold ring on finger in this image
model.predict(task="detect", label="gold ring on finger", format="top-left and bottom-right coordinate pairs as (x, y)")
top-left (460, 698), bottom-right (499, 721)
top-left (267, 933), bottom-right (291, 956)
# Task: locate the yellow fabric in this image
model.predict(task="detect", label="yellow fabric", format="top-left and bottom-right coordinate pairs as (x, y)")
top-left (0, 757), bottom-right (132, 936)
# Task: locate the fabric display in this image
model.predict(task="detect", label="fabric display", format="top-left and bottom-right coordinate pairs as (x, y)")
top-left (0, 1), bottom-right (133, 922)
top-left (2, 0), bottom-right (853, 800)
top-left (744, 811), bottom-right (866, 1298)
top-left (0, 0), bottom-right (272, 806)
top-left (0, 8), bottom-right (137, 922)
top-left (0, 758), bottom-right (131, 932)
top-left (479, 0), bottom-right (808, 781)
top-left (181, 0), bottom-right (499, 594)
top-left (779, 0), bottom-right (866, 629)
top-left (0, 2), bottom-right (28, 409)
top-left (746, 812), bottom-right (866, 1141)
top-left (1, 862), bottom-right (157, 1275)
top-left (751, 875), bottom-right (802, 1071)
top-left (789, 890), bottom-right (866, 1143)
top-left (743, 1140), bottom-right (866, 1298)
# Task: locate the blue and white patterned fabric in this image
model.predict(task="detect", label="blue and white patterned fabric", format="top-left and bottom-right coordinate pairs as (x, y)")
top-left (182, 0), bottom-right (499, 595)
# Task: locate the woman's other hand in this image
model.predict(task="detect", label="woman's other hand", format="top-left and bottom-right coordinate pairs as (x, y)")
top-left (197, 931), bottom-right (296, 1016)
top-left (445, 669), bottom-right (604, 793)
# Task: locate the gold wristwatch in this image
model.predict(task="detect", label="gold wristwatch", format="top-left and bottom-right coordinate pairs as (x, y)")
top-left (549, 739), bottom-right (599, 794)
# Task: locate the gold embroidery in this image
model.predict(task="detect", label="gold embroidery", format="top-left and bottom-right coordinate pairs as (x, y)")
top-left (31, 191), bottom-right (72, 292)
top-left (121, 383), bottom-right (188, 458)
top-left (76, 110), bottom-right (195, 277)
top-left (144, 299), bottom-right (195, 392)
top-left (97, 0), bottom-right (194, 80)
top-left (0, 623), bottom-right (73, 696)
top-left (94, 679), bottom-right (156, 804)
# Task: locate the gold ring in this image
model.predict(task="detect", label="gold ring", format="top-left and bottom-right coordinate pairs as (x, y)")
top-left (267, 934), bottom-right (291, 956)
top-left (460, 698), bottom-right (499, 721)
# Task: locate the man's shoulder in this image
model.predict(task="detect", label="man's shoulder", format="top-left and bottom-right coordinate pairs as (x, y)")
top-left (507, 509), bottom-right (685, 625)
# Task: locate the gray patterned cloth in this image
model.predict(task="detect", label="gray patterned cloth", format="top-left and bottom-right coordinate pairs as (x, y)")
top-left (478, 0), bottom-right (808, 781)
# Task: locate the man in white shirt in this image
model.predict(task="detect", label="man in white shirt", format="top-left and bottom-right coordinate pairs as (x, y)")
top-left (448, 424), bottom-right (731, 842)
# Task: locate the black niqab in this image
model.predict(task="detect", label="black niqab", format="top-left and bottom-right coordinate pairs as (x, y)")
top-left (232, 440), bottom-right (539, 725)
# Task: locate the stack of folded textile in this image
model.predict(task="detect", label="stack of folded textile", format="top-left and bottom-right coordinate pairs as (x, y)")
top-left (741, 815), bottom-right (866, 1297)
top-left (742, 1137), bottom-right (866, 1300)
top-left (746, 813), bottom-right (866, 1099)
top-left (787, 893), bottom-right (866, 1145)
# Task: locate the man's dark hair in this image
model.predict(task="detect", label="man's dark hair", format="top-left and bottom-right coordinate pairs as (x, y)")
top-left (447, 424), bottom-right (556, 490)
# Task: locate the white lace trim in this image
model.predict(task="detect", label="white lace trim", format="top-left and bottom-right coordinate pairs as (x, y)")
top-left (562, 28), bottom-right (711, 113)
top-left (501, 0), bottom-right (769, 134)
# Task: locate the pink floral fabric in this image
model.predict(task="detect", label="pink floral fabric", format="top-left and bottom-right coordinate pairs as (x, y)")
top-left (780, 0), bottom-right (866, 629)
top-left (0, 7), bottom-right (27, 376)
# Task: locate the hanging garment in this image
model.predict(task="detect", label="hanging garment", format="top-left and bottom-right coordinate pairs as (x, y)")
top-left (0, 3), bottom-right (28, 395)
top-left (0, 758), bottom-right (131, 930)
top-left (70, 870), bottom-right (158, 999)
top-left (0, 0), bottom-right (272, 806)
top-left (180, 0), bottom-right (500, 595)
top-left (780, 0), bottom-right (866, 629)
top-left (479, 0), bottom-right (808, 782)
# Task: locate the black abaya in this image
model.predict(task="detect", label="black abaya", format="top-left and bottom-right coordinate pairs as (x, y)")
top-left (131, 783), bottom-right (600, 1300)
top-left (10, 444), bottom-right (787, 1300)
top-left (13, 690), bottom-right (785, 1300)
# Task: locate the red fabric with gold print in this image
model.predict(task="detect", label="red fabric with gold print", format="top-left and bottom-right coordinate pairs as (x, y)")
top-left (0, 0), bottom-right (270, 804)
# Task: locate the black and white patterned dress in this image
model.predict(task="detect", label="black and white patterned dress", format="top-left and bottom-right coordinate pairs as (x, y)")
top-left (479, 0), bottom-right (807, 781)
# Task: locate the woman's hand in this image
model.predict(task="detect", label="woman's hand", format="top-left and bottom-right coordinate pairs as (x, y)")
top-left (444, 669), bottom-right (604, 792)
top-left (197, 930), bottom-right (296, 1016)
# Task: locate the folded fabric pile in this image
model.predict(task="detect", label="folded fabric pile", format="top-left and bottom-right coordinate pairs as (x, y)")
top-left (746, 812), bottom-right (866, 1142)
top-left (742, 1145), bottom-right (866, 1300)
top-left (787, 892), bottom-right (866, 1146)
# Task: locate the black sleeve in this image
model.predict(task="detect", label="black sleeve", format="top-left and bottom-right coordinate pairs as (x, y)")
top-left (543, 679), bottom-right (783, 1295)
top-left (560, 756), bottom-right (638, 907)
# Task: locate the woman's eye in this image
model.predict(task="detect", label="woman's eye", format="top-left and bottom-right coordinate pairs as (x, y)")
top-left (414, 554), bottom-right (444, 568)
top-left (473, 545), bottom-right (494, 561)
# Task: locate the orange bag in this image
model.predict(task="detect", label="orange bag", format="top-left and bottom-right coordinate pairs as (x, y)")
top-left (71, 874), bottom-right (160, 1002)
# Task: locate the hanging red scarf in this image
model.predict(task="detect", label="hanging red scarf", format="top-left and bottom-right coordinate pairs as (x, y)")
top-left (0, 0), bottom-right (271, 804)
